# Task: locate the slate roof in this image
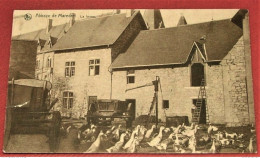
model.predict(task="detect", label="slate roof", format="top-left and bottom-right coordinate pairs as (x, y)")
top-left (51, 12), bottom-right (140, 51)
top-left (12, 23), bottom-right (70, 51)
top-left (111, 19), bottom-right (243, 69)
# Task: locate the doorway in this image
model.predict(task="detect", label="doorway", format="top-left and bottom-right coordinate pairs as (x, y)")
top-left (125, 99), bottom-right (136, 119)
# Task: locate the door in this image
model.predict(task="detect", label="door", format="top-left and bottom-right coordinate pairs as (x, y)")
top-left (126, 99), bottom-right (136, 119)
top-left (88, 96), bottom-right (97, 110)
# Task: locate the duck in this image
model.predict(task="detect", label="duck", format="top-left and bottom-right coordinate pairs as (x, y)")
top-left (106, 133), bottom-right (127, 153)
top-left (155, 132), bottom-right (174, 151)
top-left (84, 130), bottom-right (105, 153)
top-left (172, 125), bottom-right (181, 134)
top-left (123, 130), bottom-right (137, 150)
top-left (145, 125), bottom-right (156, 139)
top-left (147, 126), bottom-right (165, 147)
top-left (207, 123), bottom-right (218, 135)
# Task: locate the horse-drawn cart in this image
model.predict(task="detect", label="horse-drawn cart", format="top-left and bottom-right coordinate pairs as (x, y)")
top-left (86, 99), bottom-right (134, 128)
top-left (4, 79), bottom-right (61, 152)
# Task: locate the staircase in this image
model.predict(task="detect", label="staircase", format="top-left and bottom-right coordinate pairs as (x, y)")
top-left (192, 78), bottom-right (209, 124)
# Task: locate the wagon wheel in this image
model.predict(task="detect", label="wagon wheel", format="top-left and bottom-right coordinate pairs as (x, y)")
top-left (49, 111), bottom-right (61, 152)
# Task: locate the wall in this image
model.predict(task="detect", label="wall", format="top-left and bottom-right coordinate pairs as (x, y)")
top-left (35, 52), bottom-right (54, 82)
top-left (111, 13), bottom-right (146, 62)
top-left (9, 40), bottom-right (37, 80)
top-left (221, 37), bottom-right (251, 126)
top-left (111, 37), bottom-right (252, 126)
top-left (52, 48), bottom-right (112, 118)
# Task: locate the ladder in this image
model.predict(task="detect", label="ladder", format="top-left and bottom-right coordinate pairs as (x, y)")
top-left (192, 78), bottom-right (209, 124)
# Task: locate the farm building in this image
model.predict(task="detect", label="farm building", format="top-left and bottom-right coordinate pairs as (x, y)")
top-left (11, 9), bottom-right (254, 127)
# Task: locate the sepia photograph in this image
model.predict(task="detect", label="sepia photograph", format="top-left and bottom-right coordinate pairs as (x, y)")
top-left (3, 9), bottom-right (257, 154)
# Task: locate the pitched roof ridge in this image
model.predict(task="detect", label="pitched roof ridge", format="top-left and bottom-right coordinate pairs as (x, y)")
top-left (138, 18), bottom-right (232, 33)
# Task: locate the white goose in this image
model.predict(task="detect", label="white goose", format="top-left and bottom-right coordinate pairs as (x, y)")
top-left (123, 130), bottom-right (137, 150)
top-left (145, 125), bottom-right (156, 139)
top-left (84, 130), bottom-right (104, 153)
top-left (106, 133), bottom-right (127, 153)
top-left (147, 126), bottom-right (165, 147)
top-left (155, 132), bottom-right (174, 150)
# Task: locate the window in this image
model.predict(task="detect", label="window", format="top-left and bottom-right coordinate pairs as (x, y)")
top-left (163, 100), bottom-right (169, 109)
top-left (127, 70), bottom-right (135, 84)
top-left (47, 57), bottom-right (52, 67)
top-left (63, 91), bottom-right (73, 109)
top-left (89, 59), bottom-right (100, 76)
top-left (36, 59), bottom-right (40, 69)
top-left (65, 61), bottom-right (75, 77)
top-left (191, 63), bottom-right (205, 87)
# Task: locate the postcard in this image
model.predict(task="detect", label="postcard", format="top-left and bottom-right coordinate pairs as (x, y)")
top-left (3, 9), bottom-right (257, 153)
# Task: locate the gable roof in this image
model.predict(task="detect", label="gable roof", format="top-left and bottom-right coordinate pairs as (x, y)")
top-left (51, 11), bottom-right (143, 52)
top-left (12, 23), bottom-right (70, 51)
top-left (111, 19), bottom-right (243, 69)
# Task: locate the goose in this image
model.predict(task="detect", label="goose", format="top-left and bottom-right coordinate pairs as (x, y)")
top-left (123, 130), bottom-right (137, 149)
top-left (145, 125), bottom-right (156, 139)
top-left (137, 126), bottom-right (147, 142)
top-left (174, 125), bottom-right (182, 134)
top-left (112, 124), bottom-right (122, 140)
top-left (84, 130), bottom-right (105, 153)
top-left (106, 133), bottom-right (127, 153)
top-left (155, 132), bottom-right (174, 150)
top-left (126, 137), bottom-right (139, 153)
top-left (182, 125), bottom-right (198, 137)
top-left (184, 123), bottom-right (194, 130)
top-left (147, 126), bottom-right (165, 147)
top-left (247, 137), bottom-right (254, 153)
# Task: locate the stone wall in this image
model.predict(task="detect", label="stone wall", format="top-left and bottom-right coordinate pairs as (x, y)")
top-left (111, 37), bottom-right (252, 126)
top-left (52, 48), bottom-right (112, 118)
top-left (221, 37), bottom-right (250, 126)
top-left (35, 52), bottom-right (54, 82)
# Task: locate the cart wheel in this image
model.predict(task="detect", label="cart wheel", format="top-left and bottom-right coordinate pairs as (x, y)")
top-left (49, 111), bottom-right (61, 152)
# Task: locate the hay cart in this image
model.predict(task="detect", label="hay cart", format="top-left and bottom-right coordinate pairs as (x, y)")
top-left (86, 99), bottom-right (134, 128)
top-left (4, 79), bottom-right (61, 152)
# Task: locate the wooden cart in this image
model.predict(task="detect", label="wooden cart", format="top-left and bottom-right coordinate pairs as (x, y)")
top-left (4, 79), bottom-right (61, 152)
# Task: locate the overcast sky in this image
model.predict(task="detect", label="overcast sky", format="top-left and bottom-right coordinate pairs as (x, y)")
top-left (12, 9), bottom-right (238, 36)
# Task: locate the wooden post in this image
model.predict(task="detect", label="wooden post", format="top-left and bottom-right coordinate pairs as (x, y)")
top-left (155, 76), bottom-right (159, 129)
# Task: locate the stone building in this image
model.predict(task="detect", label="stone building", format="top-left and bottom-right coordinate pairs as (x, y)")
top-left (10, 9), bottom-right (254, 126)
top-left (35, 10), bottom-right (147, 118)
top-left (111, 10), bottom-right (254, 126)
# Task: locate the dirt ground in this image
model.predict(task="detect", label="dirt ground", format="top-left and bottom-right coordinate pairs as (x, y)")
top-left (4, 119), bottom-right (257, 154)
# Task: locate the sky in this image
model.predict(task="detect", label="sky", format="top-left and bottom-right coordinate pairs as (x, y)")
top-left (12, 9), bottom-right (239, 36)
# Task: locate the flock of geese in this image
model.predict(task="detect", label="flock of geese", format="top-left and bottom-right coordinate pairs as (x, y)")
top-left (63, 123), bottom-right (257, 153)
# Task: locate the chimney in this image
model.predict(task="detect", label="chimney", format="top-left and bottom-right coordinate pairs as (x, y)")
top-left (115, 9), bottom-right (121, 14)
top-left (126, 9), bottom-right (135, 18)
top-left (143, 9), bottom-right (165, 30)
top-left (46, 19), bottom-right (52, 34)
top-left (69, 13), bottom-right (76, 27)
top-left (177, 15), bottom-right (187, 26)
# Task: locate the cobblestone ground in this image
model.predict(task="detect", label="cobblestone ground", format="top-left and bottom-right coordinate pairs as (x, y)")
top-left (5, 119), bottom-right (257, 153)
